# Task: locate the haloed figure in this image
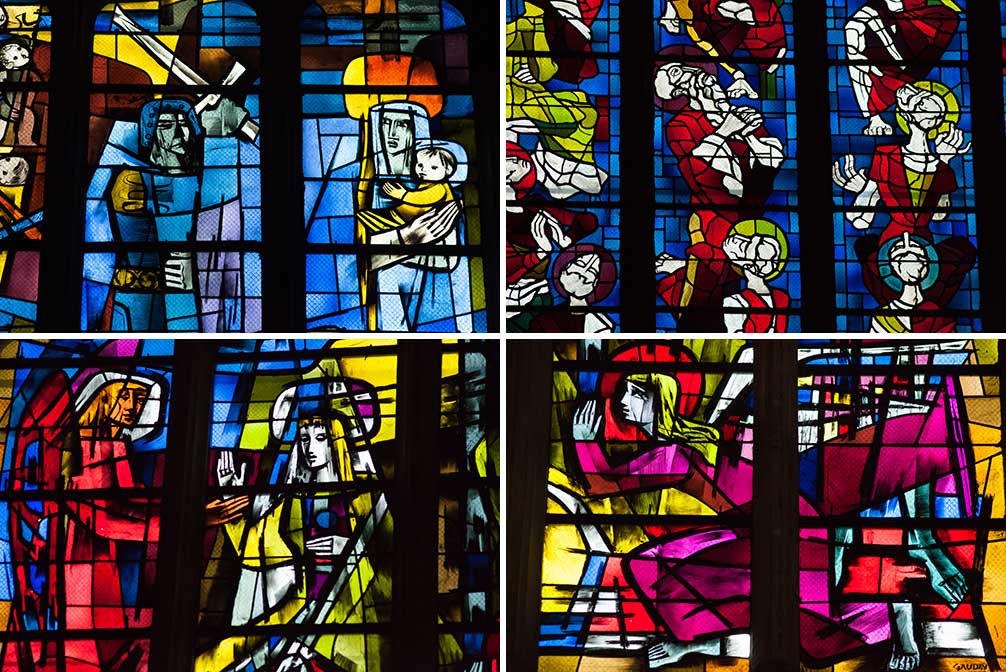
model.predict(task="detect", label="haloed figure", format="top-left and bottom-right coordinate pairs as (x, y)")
top-left (530, 243), bottom-right (616, 333)
top-left (721, 219), bottom-right (790, 333)
top-left (833, 81), bottom-right (969, 239)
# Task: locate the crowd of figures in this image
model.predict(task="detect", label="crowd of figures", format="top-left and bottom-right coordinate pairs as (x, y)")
top-left (506, 0), bottom-right (978, 333)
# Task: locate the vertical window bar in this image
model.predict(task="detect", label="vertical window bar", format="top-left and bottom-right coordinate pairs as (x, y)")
top-left (752, 340), bottom-right (800, 670)
top-left (505, 340), bottom-right (553, 670)
top-left (150, 341), bottom-right (217, 672)
top-left (261, 1), bottom-right (306, 332)
top-left (393, 340), bottom-right (444, 668)
top-left (793, 1), bottom-right (836, 332)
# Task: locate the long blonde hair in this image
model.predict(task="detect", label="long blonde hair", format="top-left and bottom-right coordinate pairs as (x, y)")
top-left (77, 381), bottom-right (147, 438)
top-left (291, 415), bottom-right (354, 484)
top-left (624, 373), bottom-right (719, 465)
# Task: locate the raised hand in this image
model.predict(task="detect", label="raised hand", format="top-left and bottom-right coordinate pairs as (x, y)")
top-left (716, 109), bottom-right (749, 138)
top-left (572, 399), bottom-right (602, 442)
top-left (164, 251), bottom-right (194, 291)
top-left (717, 0), bottom-right (755, 24)
top-left (934, 123), bottom-right (971, 164)
top-left (734, 106), bottom-right (764, 136)
top-left (832, 154), bottom-right (868, 195)
top-left (514, 64), bottom-right (536, 85)
top-left (216, 451), bottom-right (246, 489)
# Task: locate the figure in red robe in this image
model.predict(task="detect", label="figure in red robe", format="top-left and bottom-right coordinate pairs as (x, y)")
top-left (653, 63), bottom-right (784, 330)
top-left (846, 0), bottom-right (963, 135)
top-left (5, 351), bottom-right (165, 671)
top-left (659, 0), bottom-right (788, 99)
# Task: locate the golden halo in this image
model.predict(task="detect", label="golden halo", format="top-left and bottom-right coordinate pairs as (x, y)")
top-left (895, 80), bottom-right (961, 140)
top-left (726, 218), bottom-right (789, 281)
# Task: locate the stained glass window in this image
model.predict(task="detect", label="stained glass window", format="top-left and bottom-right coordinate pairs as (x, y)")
top-left (653, 0), bottom-right (799, 333)
top-left (505, 0), bottom-right (621, 333)
top-left (506, 1), bottom-right (1006, 333)
top-left (798, 339), bottom-right (1005, 669)
top-left (0, 4), bottom-right (50, 331)
top-left (0, 339), bottom-right (175, 669)
top-left (827, 1), bottom-right (978, 333)
top-left (438, 346), bottom-right (500, 668)
top-left (194, 339), bottom-right (500, 671)
top-left (0, 338), bottom-right (500, 671)
top-left (302, 2), bottom-right (491, 333)
top-left (84, 1), bottom-right (263, 332)
top-left (538, 340), bottom-right (754, 669)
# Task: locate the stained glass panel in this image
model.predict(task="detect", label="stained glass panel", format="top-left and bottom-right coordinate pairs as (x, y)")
top-left (0, 4), bottom-right (50, 331)
top-left (196, 340), bottom-right (397, 671)
top-left (539, 340), bottom-right (754, 669)
top-left (652, 0), bottom-right (799, 334)
top-left (301, 2), bottom-right (488, 332)
top-left (827, 1), bottom-right (979, 333)
top-left (438, 345), bottom-right (499, 669)
top-left (506, 0), bottom-right (621, 333)
top-left (84, 1), bottom-right (263, 332)
top-left (0, 339), bottom-right (174, 669)
top-left (798, 339), bottom-right (1006, 669)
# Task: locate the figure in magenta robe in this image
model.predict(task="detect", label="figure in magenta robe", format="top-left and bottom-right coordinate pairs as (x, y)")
top-left (548, 343), bottom-right (976, 671)
top-left (4, 348), bottom-right (165, 671)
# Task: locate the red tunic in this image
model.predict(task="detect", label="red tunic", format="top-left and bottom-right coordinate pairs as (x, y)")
top-left (736, 287), bottom-right (788, 333)
top-left (689, 0), bottom-right (787, 65)
top-left (656, 242), bottom-right (742, 332)
top-left (859, 0), bottom-right (960, 116)
top-left (868, 144), bottom-right (957, 242)
top-left (665, 108), bottom-right (779, 247)
top-left (5, 372), bottom-right (159, 671)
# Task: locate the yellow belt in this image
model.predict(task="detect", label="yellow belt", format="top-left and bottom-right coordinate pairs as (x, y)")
top-left (112, 267), bottom-right (163, 291)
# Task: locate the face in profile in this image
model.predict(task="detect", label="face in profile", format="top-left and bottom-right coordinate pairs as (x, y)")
top-left (381, 111), bottom-right (414, 155)
top-left (299, 423), bottom-right (333, 470)
top-left (897, 86), bottom-right (947, 132)
top-left (108, 384), bottom-right (150, 428)
top-left (559, 253), bottom-right (601, 301)
top-left (618, 380), bottom-right (655, 427)
top-left (505, 156), bottom-right (532, 185)
top-left (724, 234), bottom-right (781, 279)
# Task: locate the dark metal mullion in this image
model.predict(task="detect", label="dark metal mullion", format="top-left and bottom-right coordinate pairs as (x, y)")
top-left (751, 340), bottom-right (800, 670)
top-left (37, 1), bottom-right (92, 330)
top-left (619, 1), bottom-right (656, 332)
top-left (149, 341), bottom-right (217, 672)
top-left (466, 0), bottom-right (500, 332)
top-left (967, 2), bottom-right (1006, 332)
top-left (505, 341), bottom-right (553, 670)
top-left (392, 340), bottom-right (444, 669)
top-left (793, 0), bottom-right (836, 332)
top-left (260, 1), bottom-right (305, 332)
